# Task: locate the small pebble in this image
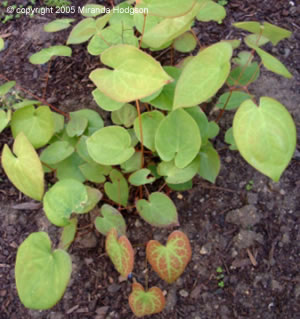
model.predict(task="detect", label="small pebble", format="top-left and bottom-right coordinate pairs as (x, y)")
top-left (179, 289), bottom-right (189, 297)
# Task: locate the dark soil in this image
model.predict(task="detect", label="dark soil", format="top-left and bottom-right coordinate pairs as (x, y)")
top-left (1, 1), bottom-right (300, 319)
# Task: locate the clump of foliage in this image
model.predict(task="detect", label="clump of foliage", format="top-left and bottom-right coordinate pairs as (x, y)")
top-left (0, 0), bottom-right (296, 316)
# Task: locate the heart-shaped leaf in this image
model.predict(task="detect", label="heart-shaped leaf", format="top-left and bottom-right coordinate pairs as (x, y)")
top-left (155, 109), bottom-right (201, 168)
top-left (136, 0), bottom-right (196, 18)
top-left (137, 192), bottom-right (178, 227)
top-left (11, 105), bottom-right (54, 149)
top-left (196, 0), bottom-right (226, 23)
top-left (72, 109), bottom-right (104, 135)
top-left (40, 141), bottom-right (74, 165)
top-left (129, 168), bottom-right (155, 186)
top-left (216, 91), bottom-right (253, 110)
top-left (233, 97), bottom-right (296, 181)
top-left (2, 132), bottom-right (44, 201)
top-left (80, 186), bottom-right (103, 213)
top-left (106, 228), bottom-right (134, 277)
top-left (79, 162), bottom-right (111, 183)
top-left (173, 31), bottom-right (197, 53)
top-left (43, 179), bottom-right (88, 226)
top-left (92, 89), bottom-right (125, 112)
top-left (66, 112), bottom-right (88, 137)
top-left (104, 169), bottom-right (129, 207)
top-left (121, 152), bottom-right (142, 173)
top-left (198, 142), bottom-right (220, 183)
top-left (59, 217), bottom-right (78, 250)
top-left (129, 282), bottom-right (166, 317)
top-left (111, 103), bottom-right (137, 128)
top-left (174, 42), bottom-right (232, 108)
top-left (134, 111), bottom-right (165, 152)
top-left (44, 18), bottom-right (74, 32)
top-left (29, 46), bottom-right (72, 64)
top-left (87, 126), bottom-right (135, 165)
top-left (15, 232), bottom-right (72, 310)
top-left (146, 230), bottom-right (192, 283)
top-left (95, 204), bottom-right (126, 236)
top-left (67, 18), bottom-right (96, 44)
top-left (89, 44), bottom-right (172, 103)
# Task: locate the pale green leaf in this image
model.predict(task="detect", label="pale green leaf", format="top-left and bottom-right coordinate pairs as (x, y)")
top-left (134, 110), bottom-right (164, 152)
top-left (40, 141), bottom-right (74, 165)
top-left (76, 135), bottom-right (94, 163)
top-left (87, 126), bottom-right (135, 165)
top-left (173, 32), bottom-right (197, 53)
top-left (224, 127), bottom-right (238, 150)
top-left (137, 192), bottom-right (178, 227)
top-left (216, 91), bottom-right (253, 110)
top-left (196, 0), bottom-right (226, 23)
top-left (233, 97), bottom-right (296, 181)
top-left (109, 3), bottom-right (135, 27)
top-left (29, 46), bottom-right (72, 64)
top-left (95, 204), bottom-right (126, 236)
top-left (67, 18), bottom-right (96, 44)
top-left (79, 162), bottom-right (111, 183)
top-left (129, 168), bottom-right (155, 186)
top-left (80, 186), bottom-right (102, 213)
top-left (81, 4), bottom-right (105, 17)
top-left (2, 132), bottom-right (44, 201)
top-left (15, 232), bottom-right (72, 310)
top-left (72, 109), bottom-right (104, 135)
top-left (59, 218), bottom-right (77, 250)
top-left (43, 179), bottom-right (88, 226)
top-left (52, 112), bottom-right (64, 133)
top-left (198, 142), bottom-right (220, 183)
top-left (104, 169), bottom-right (129, 207)
top-left (11, 105), bottom-right (54, 148)
top-left (184, 107), bottom-right (209, 144)
top-left (0, 81), bottom-right (16, 96)
top-left (227, 62), bottom-right (260, 86)
top-left (66, 112), bottom-right (88, 137)
top-left (111, 104), bottom-right (137, 128)
top-left (44, 18), bottom-right (74, 32)
top-left (174, 42), bottom-right (232, 108)
top-left (0, 37), bottom-right (4, 51)
top-left (12, 100), bottom-right (41, 110)
top-left (155, 109), bottom-right (201, 168)
top-left (121, 152), bottom-right (142, 173)
top-left (89, 45), bottom-right (172, 103)
top-left (0, 110), bottom-right (11, 133)
top-left (168, 180), bottom-right (193, 191)
top-left (92, 88), bottom-right (125, 111)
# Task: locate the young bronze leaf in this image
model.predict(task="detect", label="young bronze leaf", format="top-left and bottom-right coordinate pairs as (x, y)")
top-left (129, 282), bottom-right (166, 317)
top-left (95, 204), bottom-right (126, 236)
top-left (146, 230), bottom-right (192, 284)
top-left (233, 97), bottom-right (296, 181)
top-left (106, 228), bottom-right (134, 277)
top-left (89, 45), bottom-right (172, 103)
top-left (15, 232), bottom-right (72, 310)
top-left (2, 132), bottom-right (44, 201)
top-left (173, 42), bottom-right (232, 108)
top-left (136, 192), bottom-right (178, 227)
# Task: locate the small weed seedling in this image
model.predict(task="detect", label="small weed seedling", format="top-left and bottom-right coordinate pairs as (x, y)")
top-left (0, 0), bottom-right (296, 316)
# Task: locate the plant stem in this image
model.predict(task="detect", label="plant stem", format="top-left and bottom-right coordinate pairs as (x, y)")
top-left (139, 14), bottom-right (147, 49)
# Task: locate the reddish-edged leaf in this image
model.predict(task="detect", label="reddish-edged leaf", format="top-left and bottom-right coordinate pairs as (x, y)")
top-left (146, 230), bottom-right (192, 284)
top-left (106, 228), bottom-right (134, 277)
top-left (129, 282), bottom-right (165, 318)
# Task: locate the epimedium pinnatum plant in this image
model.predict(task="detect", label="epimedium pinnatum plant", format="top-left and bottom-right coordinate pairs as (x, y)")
top-left (0, 0), bottom-right (297, 316)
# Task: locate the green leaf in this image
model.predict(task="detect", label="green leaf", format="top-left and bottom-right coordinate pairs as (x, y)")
top-left (134, 110), bottom-right (164, 151)
top-left (81, 4), bottom-right (105, 17)
top-left (72, 109), bottom-right (104, 135)
top-left (233, 21), bottom-right (291, 45)
top-left (129, 168), bottom-right (155, 186)
top-left (66, 112), bottom-right (88, 137)
top-left (207, 121), bottom-right (220, 139)
top-left (76, 135), bottom-right (94, 163)
top-left (174, 42), bottom-right (232, 108)
top-left (255, 47), bottom-right (292, 78)
top-left (109, 3), bottom-right (135, 27)
top-left (184, 107), bottom-right (209, 144)
top-left (0, 37), bottom-right (4, 51)
top-left (87, 126), bottom-right (135, 165)
top-left (146, 230), bottom-right (192, 283)
top-left (173, 31), bottom-right (197, 53)
top-left (136, 192), bottom-right (178, 227)
top-left (95, 204), bottom-right (126, 236)
top-left (196, 0), bottom-right (226, 23)
top-left (233, 51), bottom-right (253, 66)
top-left (59, 217), bottom-right (77, 250)
top-left (233, 97), bottom-right (296, 181)
top-left (11, 105), bottom-right (54, 148)
top-left (149, 66), bottom-right (182, 111)
top-left (198, 142), bottom-right (220, 183)
top-left (140, 2), bottom-right (201, 49)
top-left (104, 169), bottom-right (129, 207)
top-left (88, 23), bottom-right (138, 56)
top-left (29, 46), bottom-right (72, 64)
top-left (92, 88), bottom-right (125, 111)
top-left (80, 186), bottom-right (102, 213)
top-left (216, 91), bottom-right (253, 110)
top-left (2, 132), bottom-right (44, 201)
top-left (158, 156), bottom-right (200, 184)
top-left (40, 141), bottom-right (74, 165)
top-left (224, 127), bottom-right (237, 150)
top-left (0, 110), bottom-right (11, 133)
top-left (0, 81), bottom-right (16, 96)
top-left (44, 18), bottom-right (74, 32)
top-left (89, 45), bottom-right (172, 103)
top-left (129, 283), bottom-right (166, 318)
top-left (79, 162), bottom-right (111, 183)
top-left (106, 228), bottom-right (134, 277)
top-left (136, 0), bottom-right (196, 18)
top-left (155, 109), bottom-right (201, 168)
top-left (43, 179), bottom-right (88, 226)
top-left (227, 62), bottom-right (260, 86)
top-left (52, 112), bottom-right (65, 133)
top-left (15, 232), bottom-right (72, 310)
top-left (12, 99), bottom-right (41, 110)
top-left (121, 152), bottom-right (142, 173)
top-left (111, 104), bottom-right (137, 128)
top-left (168, 180), bottom-right (193, 191)
top-left (244, 34), bottom-right (269, 47)
top-left (67, 18), bottom-right (96, 44)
